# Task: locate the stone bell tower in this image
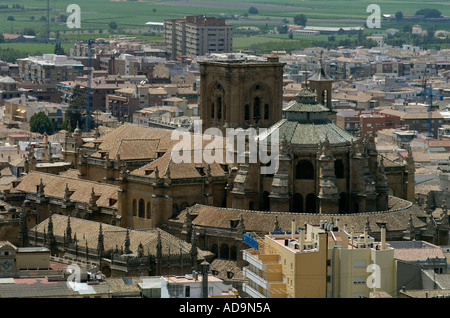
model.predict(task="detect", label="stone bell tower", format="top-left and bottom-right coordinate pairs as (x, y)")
top-left (198, 55), bottom-right (285, 134)
top-left (308, 54), bottom-right (333, 110)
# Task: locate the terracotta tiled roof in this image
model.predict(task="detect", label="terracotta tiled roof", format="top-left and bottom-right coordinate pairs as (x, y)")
top-left (31, 214), bottom-right (211, 259)
top-left (172, 196), bottom-right (426, 235)
top-left (86, 124), bottom-right (177, 160)
top-left (14, 171), bottom-right (119, 209)
top-left (131, 149), bottom-right (228, 179)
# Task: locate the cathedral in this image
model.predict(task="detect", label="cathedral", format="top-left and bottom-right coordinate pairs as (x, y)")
top-left (4, 54), bottom-right (442, 281)
top-left (199, 55), bottom-right (415, 215)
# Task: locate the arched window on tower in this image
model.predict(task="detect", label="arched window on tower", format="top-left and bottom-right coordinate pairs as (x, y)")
top-left (253, 97), bottom-right (261, 122)
top-left (322, 89), bottom-right (328, 107)
top-left (217, 97), bottom-right (222, 120)
top-left (296, 160), bottom-right (314, 179)
top-left (264, 104), bottom-right (269, 120)
top-left (211, 102), bottom-right (215, 119)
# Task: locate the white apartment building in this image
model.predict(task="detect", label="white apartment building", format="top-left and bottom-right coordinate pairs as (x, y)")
top-left (164, 16), bottom-right (233, 60)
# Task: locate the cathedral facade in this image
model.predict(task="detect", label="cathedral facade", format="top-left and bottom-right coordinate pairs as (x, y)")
top-left (198, 55), bottom-right (414, 215)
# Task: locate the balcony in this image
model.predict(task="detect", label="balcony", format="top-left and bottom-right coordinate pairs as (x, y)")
top-left (243, 267), bottom-right (267, 290)
top-left (243, 249), bottom-right (280, 270)
top-left (243, 283), bottom-right (266, 298)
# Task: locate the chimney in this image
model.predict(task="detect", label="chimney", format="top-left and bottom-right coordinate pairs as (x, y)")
top-left (201, 260), bottom-right (210, 299)
top-left (291, 218), bottom-right (296, 239)
top-left (381, 224), bottom-right (386, 250)
top-left (299, 228), bottom-right (305, 251)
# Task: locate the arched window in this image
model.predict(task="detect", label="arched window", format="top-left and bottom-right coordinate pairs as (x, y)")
top-left (262, 191), bottom-right (270, 211)
top-left (306, 193), bottom-right (317, 213)
top-left (217, 97), bottom-right (222, 120)
top-left (147, 202), bottom-right (151, 219)
top-left (264, 104), bottom-right (269, 120)
top-left (296, 160), bottom-right (314, 179)
top-left (249, 201), bottom-right (255, 210)
top-left (138, 199), bottom-right (145, 218)
top-left (335, 159), bottom-right (345, 179)
top-left (211, 102), bottom-right (215, 118)
top-left (132, 199), bottom-right (137, 216)
top-left (293, 193), bottom-right (303, 213)
top-left (253, 97), bottom-right (261, 121)
top-left (322, 89), bottom-right (328, 107)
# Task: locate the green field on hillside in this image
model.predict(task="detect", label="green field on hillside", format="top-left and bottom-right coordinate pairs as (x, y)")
top-left (0, 0), bottom-right (448, 57)
top-left (0, 0), bottom-right (449, 34)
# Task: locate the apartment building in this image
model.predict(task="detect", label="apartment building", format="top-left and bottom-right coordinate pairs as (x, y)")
top-left (17, 54), bottom-right (84, 84)
top-left (164, 16), bottom-right (233, 60)
top-left (242, 220), bottom-right (396, 298)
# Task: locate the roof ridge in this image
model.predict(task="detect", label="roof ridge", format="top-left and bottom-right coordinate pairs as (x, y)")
top-left (24, 171), bottom-right (119, 188)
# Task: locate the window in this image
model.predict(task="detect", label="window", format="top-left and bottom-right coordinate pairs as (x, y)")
top-left (185, 286), bottom-right (190, 297)
top-left (138, 199), bottom-right (145, 218)
top-left (253, 97), bottom-right (261, 121)
top-left (335, 159), bottom-right (344, 179)
top-left (217, 97), bottom-right (222, 120)
top-left (353, 276), bottom-right (366, 284)
top-left (264, 104), bottom-right (269, 120)
top-left (168, 285), bottom-right (183, 297)
top-left (296, 160), bottom-right (314, 179)
top-left (354, 260), bottom-right (366, 268)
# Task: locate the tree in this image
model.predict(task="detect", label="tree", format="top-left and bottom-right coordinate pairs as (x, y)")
top-left (395, 11), bottom-right (403, 21)
top-left (7, 16), bottom-right (15, 21)
top-left (415, 8), bottom-right (441, 19)
top-left (54, 43), bottom-right (65, 55)
top-left (30, 111), bottom-right (54, 135)
top-left (293, 14), bottom-right (307, 26)
top-left (22, 28), bottom-right (36, 36)
top-left (63, 94), bottom-right (86, 131)
top-left (403, 24), bottom-right (412, 33)
top-left (0, 34), bottom-right (4, 43)
top-left (248, 7), bottom-right (259, 14)
top-left (108, 21), bottom-right (118, 30)
top-left (278, 24), bottom-right (288, 34)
